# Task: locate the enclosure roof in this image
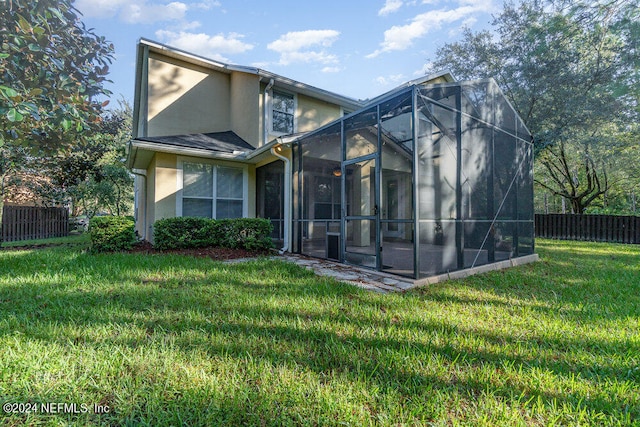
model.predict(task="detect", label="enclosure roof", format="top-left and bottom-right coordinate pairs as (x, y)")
top-left (363, 72), bottom-right (456, 106)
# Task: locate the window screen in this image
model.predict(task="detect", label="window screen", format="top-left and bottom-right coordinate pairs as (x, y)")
top-left (272, 91), bottom-right (294, 134)
top-left (182, 163), bottom-right (244, 219)
top-left (216, 167), bottom-right (244, 218)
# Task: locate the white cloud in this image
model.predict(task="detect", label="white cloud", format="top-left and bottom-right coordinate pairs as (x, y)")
top-left (268, 30), bottom-right (340, 66)
top-left (75, 0), bottom-right (130, 18)
top-left (413, 62), bottom-right (433, 76)
top-left (462, 16), bottom-right (478, 26)
top-left (191, 0), bottom-right (221, 10)
top-left (322, 66), bottom-right (342, 73)
top-left (268, 30), bottom-right (340, 53)
top-left (155, 30), bottom-right (254, 61)
top-left (378, 0), bottom-right (404, 16)
top-left (277, 51), bottom-right (338, 66)
top-left (179, 20), bottom-right (203, 31)
top-left (121, 2), bottom-right (187, 24)
top-left (75, 0), bottom-right (219, 24)
top-left (375, 74), bottom-right (406, 86)
top-left (413, 61), bottom-right (450, 78)
top-left (367, 0), bottom-right (494, 57)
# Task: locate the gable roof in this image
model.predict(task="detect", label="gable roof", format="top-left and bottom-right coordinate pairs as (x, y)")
top-left (137, 38), bottom-right (364, 111)
top-left (137, 38), bottom-right (455, 109)
top-left (130, 39), bottom-right (457, 170)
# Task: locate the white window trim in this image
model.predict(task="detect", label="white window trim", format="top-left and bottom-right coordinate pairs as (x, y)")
top-left (270, 89), bottom-right (297, 136)
top-left (176, 157), bottom-right (249, 218)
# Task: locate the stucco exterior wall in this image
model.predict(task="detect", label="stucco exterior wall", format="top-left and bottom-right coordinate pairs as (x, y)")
top-left (147, 53), bottom-right (231, 137)
top-left (296, 94), bottom-right (343, 133)
top-left (145, 155), bottom-right (156, 240)
top-left (149, 153), bottom-right (258, 229)
top-left (153, 152), bottom-right (177, 222)
top-left (247, 165), bottom-right (256, 218)
top-left (133, 174), bottom-right (146, 238)
top-left (261, 90), bottom-right (345, 144)
top-left (428, 76), bottom-right (450, 84)
top-left (230, 72), bottom-right (261, 147)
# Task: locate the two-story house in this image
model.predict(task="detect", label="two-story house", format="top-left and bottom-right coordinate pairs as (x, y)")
top-left (128, 38), bottom-right (537, 280)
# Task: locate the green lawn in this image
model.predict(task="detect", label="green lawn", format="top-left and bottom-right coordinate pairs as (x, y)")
top-left (1, 233), bottom-right (89, 248)
top-left (0, 238), bottom-right (638, 426)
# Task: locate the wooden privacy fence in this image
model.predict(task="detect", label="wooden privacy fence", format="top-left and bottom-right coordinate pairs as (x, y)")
top-left (2, 206), bottom-right (69, 243)
top-left (535, 214), bottom-right (640, 244)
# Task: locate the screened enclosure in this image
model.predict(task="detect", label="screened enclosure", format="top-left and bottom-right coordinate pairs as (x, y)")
top-left (291, 79), bottom-right (534, 279)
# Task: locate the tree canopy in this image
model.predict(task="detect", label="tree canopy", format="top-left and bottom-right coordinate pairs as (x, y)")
top-left (0, 0), bottom-right (114, 152)
top-left (427, 0), bottom-right (639, 213)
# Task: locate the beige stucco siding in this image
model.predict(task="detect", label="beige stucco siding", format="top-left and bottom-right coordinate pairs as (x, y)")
top-left (428, 76), bottom-right (450, 84)
top-left (147, 53), bottom-right (231, 137)
top-left (150, 152), bottom-right (258, 222)
top-left (133, 174), bottom-right (147, 238)
top-left (154, 152), bottom-right (177, 221)
top-left (145, 155), bottom-right (156, 240)
top-left (230, 72), bottom-right (261, 147)
top-left (247, 165), bottom-right (256, 218)
top-left (296, 94), bottom-right (343, 133)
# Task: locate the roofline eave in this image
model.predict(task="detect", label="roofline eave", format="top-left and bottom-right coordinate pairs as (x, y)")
top-left (138, 38), bottom-right (364, 110)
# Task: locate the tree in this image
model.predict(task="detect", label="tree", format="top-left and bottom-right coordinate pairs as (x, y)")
top-left (426, 0), bottom-right (639, 213)
top-left (0, 0), bottom-right (114, 240)
top-left (34, 102), bottom-right (134, 218)
top-left (76, 103), bottom-right (134, 217)
top-left (0, 0), bottom-right (114, 146)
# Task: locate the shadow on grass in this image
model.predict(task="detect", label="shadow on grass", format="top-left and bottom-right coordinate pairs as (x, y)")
top-left (0, 244), bottom-right (638, 424)
top-left (416, 240), bottom-right (640, 321)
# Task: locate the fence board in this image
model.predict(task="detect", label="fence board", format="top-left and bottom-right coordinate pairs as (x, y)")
top-left (2, 206), bottom-right (69, 243)
top-left (535, 214), bottom-right (640, 244)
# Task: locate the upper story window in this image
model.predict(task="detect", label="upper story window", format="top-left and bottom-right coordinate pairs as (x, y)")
top-left (272, 90), bottom-right (294, 134)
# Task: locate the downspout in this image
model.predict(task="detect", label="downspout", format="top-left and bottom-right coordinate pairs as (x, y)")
top-left (270, 143), bottom-right (291, 254)
top-left (263, 79), bottom-right (274, 146)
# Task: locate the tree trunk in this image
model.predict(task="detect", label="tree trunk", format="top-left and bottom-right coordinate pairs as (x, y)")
top-left (544, 193), bottom-right (549, 214)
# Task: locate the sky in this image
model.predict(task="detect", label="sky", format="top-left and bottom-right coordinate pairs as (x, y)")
top-left (74, 0), bottom-right (503, 104)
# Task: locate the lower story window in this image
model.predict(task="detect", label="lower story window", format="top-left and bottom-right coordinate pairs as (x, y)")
top-left (182, 162), bottom-right (244, 219)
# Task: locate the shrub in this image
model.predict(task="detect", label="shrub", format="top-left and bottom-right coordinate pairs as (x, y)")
top-left (90, 216), bottom-right (136, 253)
top-left (214, 218), bottom-right (274, 251)
top-left (153, 217), bottom-right (274, 251)
top-left (153, 217), bottom-right (212, 250)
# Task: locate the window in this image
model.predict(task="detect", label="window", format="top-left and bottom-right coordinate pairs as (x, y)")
top-left (313, 176), bottom-right (341, 219)
top-left (181, 162), bottom-right (244, 219)
top-left (216, 166), bottom-right (243, 218)
top-left (272, 90), bottom-right (294, 134)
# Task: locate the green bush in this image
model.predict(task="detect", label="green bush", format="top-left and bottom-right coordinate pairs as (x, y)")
top-left (153, 217), bottom-right (274, 251)
top-left (214, 218), bottom-right (274, 251)
top-left (153, 217), bottom-right (212, 250)
top-left (90, 216), bottom-right (136, 253)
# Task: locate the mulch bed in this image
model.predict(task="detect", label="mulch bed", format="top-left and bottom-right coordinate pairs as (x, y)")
top-left (128, 240), bottom-right (271, 260)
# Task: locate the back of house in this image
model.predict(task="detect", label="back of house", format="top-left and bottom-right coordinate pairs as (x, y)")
top-left (127, 38), bottom-right (536, 281)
